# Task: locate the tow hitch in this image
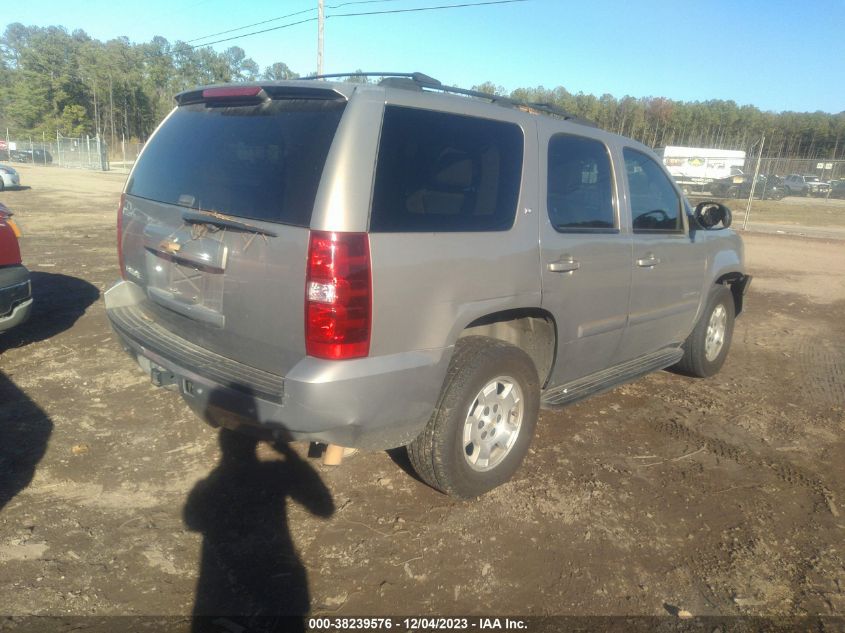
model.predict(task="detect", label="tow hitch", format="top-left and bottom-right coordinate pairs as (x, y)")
top-left (150, 365), bottom-right (179, 389)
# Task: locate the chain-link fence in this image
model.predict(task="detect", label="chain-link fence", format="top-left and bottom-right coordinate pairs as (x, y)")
top-left (744, 156), bottom-right (843, 182)
top-left (110, 137), bottom-right (145, 173)
top-left (3, 133), bottom-right (843, 184)
top-left (1, 134), bottom-right (110, 171)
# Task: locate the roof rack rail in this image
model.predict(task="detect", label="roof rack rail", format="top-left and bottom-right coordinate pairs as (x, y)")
top-left (304, 72), bottom-right (596, 127)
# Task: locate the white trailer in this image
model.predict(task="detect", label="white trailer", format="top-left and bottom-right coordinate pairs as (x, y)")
top-left (654, 146), bottom-right (746, 195)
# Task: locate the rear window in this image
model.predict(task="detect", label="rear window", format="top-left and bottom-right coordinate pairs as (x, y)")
top-left (126, 99), bottom-right (345, 226)
top-left (370, 106), bottom-right (524, 232)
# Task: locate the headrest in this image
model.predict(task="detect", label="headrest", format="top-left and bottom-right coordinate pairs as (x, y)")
top-left (432, 148), bottom-right (473, 188)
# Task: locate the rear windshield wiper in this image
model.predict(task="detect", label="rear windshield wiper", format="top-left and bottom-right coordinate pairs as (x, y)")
top-left (182, 211), bottom-right (278, 237)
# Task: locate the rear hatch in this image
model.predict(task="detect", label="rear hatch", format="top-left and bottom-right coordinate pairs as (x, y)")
top-left (120, 86), bottom-right (346, 376)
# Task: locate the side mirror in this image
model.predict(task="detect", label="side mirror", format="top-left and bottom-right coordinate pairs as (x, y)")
top-left (694, 201), bottom-right (732, 229)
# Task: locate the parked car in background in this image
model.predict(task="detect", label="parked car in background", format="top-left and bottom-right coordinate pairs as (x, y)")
top-left (710, 174), bottom-right (788, 200)
top-left (784, 174), bottom-right (831, 196)
top-left (28, 149), bottom-right (53, 164)
top-left (0, 164), bottom-right (21, 191)
top-left (829, 180), bottom-right (845, 199)
top-left (8, 148), bottom-right (53, 164)
top-left (0, 202), bottom-right (32, 332)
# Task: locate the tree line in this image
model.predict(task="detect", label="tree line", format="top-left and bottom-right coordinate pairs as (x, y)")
top-left (0, 23), bottom-right (299, 144)
top-left (1, 23), bottom-right (843, 161)
top-left (484, 83), bottom-right (844, 160)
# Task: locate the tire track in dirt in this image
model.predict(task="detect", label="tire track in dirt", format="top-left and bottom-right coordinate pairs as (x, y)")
top-left (650, 417), bottom-right (840, 518)
top-left (797, 337), bottom-right (845, 408)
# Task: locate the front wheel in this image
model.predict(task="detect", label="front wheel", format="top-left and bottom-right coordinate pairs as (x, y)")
top-left (407, 336), bottom-right (540, 498)
top-left (673, 284), bottom-right (736, 378)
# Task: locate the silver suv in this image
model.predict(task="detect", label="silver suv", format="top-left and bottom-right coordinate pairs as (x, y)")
top-left (106, 73), bottom-right (750, 498)
top-left (784, 173), bottom-right (831, 196)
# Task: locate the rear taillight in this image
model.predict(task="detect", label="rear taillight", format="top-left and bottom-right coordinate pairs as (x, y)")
top-left (305, 231), bottom-right (371, 360)
top-left (117, 193), bottom-right (126, 279)
top-left (7, 217), bottom-right (21, 238)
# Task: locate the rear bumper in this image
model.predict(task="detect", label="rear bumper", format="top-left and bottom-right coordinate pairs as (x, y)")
top-left (105, 280), bottom-right (449, 450)
top-left (0, 298), bottom-right (33, 332)
top-left (0, 265), bottom-right (32, 332)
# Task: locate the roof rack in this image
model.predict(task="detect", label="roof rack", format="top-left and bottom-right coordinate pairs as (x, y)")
top-left (304, 72), bottom-right (596, 127)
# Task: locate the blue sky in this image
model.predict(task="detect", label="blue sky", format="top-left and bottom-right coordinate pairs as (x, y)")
top-left (5, 0), bottom-right (845, 113)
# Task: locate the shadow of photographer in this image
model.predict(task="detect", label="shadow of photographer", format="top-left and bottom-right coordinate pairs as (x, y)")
top-left (0, 372), bottom-right (53, 513)
top-left (185, 387), bottom-right (335, 633)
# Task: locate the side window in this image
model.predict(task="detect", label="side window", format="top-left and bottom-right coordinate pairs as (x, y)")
top-left (370, 106), bottom-right (524, 232)
top-left (623, 148), bottom-right (683, 232)
top-left (547, 134), bottom-right (615, 231)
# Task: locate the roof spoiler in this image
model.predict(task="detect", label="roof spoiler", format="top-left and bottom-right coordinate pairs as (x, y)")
top-left (175, 84), bottom-right (346, 105)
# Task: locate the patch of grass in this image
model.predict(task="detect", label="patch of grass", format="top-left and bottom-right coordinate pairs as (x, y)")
top-left (692, 196), bottom-right (845, 228)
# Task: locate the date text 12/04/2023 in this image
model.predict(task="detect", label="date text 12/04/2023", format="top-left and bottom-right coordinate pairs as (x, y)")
top-left (307, 617), bottom-right (528, 630)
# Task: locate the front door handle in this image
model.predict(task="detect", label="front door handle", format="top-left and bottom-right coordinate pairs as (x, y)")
top-left (636, 253), bottom-right (661, 268)
top-left (548, 256), bottom-right (581, 273)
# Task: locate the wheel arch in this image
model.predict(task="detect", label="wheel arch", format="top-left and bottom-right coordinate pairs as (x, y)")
top-left (457, 308), bottom-right (557, 388)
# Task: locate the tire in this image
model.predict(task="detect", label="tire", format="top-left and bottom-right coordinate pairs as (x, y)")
top-left (727, 186), bottom-right (739, 199)
top-left (0, 179), bottom-right (4, 192)
top-left (673, 284), bottom-right (735, 378)
top-left (407, 336), bottom-right (540, 498)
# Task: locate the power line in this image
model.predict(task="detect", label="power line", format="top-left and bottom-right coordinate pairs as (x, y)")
top-left (332, 0), bottom-right (528, 18)
top-left (180, 0), bottom-right (529, 50)
top-left (186, 0), bottom-right (408, 44)
top-left (179, 17), bottom-right (319, 51)
top-left (185, 8), bottom-right (315, 44)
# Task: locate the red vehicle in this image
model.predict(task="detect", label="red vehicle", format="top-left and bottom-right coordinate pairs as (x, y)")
top-left (0, 202), bottom-right (32, 332)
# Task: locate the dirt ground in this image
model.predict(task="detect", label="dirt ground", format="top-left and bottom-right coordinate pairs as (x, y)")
top-left (1, 165), bottom-right (844, 625)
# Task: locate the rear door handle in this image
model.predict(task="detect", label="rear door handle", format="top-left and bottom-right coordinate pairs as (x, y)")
top-left (548, 256), bottom-right (581, 273)
top-left (636, 253), bottom-right (661, 268)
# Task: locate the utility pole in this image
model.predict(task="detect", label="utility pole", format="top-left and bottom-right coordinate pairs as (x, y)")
top-left (317, 0), bottom-right (325, 75)
top-left (742, 134), bottom-right (764, 231)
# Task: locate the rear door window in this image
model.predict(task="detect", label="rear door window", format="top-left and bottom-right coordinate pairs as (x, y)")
top-left (126, 99), bottom-right (345, 226)
top-left (547, 134), bottom-right (616, 231)
top-left (370, 106), bottom-right (524, 232)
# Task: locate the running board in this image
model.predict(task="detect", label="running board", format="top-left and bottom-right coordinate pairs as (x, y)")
top-left (541, 347), bottom-right (684, 408)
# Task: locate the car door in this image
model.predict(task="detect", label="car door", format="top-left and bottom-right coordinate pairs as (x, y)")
top-left (540, 130), bottom-right (632, 385)
top-left (616, 147), bottom-right (703, 362)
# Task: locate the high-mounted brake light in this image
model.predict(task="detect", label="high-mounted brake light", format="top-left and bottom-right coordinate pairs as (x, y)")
top-left (117, 193), bottom-right (126, 279)
top-left (305, 231), bottom-right (371, 360)
top-left (202, 86), bottom-right (263, 99)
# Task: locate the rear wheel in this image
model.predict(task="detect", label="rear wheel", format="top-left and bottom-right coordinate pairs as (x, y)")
top-left (673, 284), bottom-right (735, 378)
top-left (407, 336), bottom-right (540, 498)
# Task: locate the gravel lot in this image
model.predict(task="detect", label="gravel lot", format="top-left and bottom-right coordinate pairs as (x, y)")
top-left (1, 165), bottom-right (844, 626)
